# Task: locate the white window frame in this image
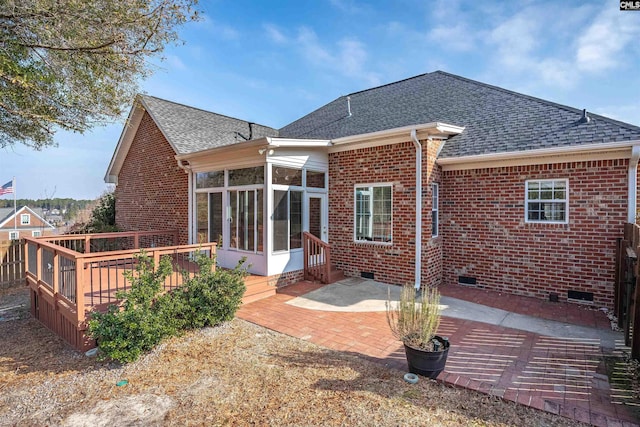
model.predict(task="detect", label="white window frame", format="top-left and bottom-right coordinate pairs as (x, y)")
top-left (20, 214), bottom-right (30, 225)
top-left (525, 179), bottom-right (569, 224)
top-left (432, 183), bottom-right (439, 237)
top-left (9, 231), bottom-right (19, 240)
top-left (354, 183), bottom-right (393, 245)
top-left (32, 230), bottom-right (41, 237)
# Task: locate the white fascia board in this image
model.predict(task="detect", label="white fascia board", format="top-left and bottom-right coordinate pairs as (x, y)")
top-left (331, 122), bottom-right (464, 146)
top-left (265, 137), bottom-right (332, 147)
top-left (103, 98), bottom-right (145, 184)
top-left (175, 138), bottom-right (268, 161)
top-left (438, 139), bottom-right (640, 170)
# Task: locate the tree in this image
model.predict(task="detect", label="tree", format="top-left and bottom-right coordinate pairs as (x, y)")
top-left (82, 191), bottom-right (117, 233)
top-left (0, 0), bottom-right (199, 149)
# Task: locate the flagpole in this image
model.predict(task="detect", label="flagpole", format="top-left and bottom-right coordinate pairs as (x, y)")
top-left (13, 177), bottom-right (16, 233)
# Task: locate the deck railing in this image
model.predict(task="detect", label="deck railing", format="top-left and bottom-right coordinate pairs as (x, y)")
top-left (24, 231), bottom-right (216, 327)
top-left (302, 231), bottom-right (331, 284)
top-left (615, 223), bottom-right (640, 360)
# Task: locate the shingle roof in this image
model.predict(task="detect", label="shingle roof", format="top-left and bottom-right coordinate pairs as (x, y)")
top-left (279, 71), bottom-right (640, 158)
top-left (0, 206), bottom-right (48, 227)
top-left (140, 95), bottom-right (279, 155)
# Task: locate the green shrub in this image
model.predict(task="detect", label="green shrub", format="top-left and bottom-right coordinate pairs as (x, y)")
top-left (88, 251), bottom-right (247, 363)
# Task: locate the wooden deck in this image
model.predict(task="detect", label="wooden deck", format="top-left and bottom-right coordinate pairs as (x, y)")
top-left (22, 231), bottom-right (274, 351)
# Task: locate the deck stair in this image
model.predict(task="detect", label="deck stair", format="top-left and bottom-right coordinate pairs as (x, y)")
top-left (242, 274), bottom-right (276, 304)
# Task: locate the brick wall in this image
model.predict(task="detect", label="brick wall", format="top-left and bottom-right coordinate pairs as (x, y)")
top-left (441, 160), bottom-right (628, 308)
top-left (328, 139), bottom-right (441, 287)
top-left (115, 111), bottom-right (189, 244)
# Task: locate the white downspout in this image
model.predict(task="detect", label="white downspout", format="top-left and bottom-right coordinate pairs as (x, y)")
top-left (628, 145), bottom-right (640, 223)
top-left (410, 129), bottom-right (422, 290)
top-left (177, 159), bottom-right (193, 244)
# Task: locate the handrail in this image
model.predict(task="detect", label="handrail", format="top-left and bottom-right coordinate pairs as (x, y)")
top-left (302, 231), bottom-right (331, 284)
top-left (23, 231), bottom-right (215, 326)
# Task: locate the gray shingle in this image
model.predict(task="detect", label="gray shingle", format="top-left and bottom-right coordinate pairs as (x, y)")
top-left (279, 71), bottom-right (640, 158)
top-left (140, 95), bottom-right (279, 155)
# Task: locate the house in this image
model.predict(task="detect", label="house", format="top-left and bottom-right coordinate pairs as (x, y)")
top-left (105, 71), bottom-right (640, 308)
top-left (0, 206), bottom-right (56, 240)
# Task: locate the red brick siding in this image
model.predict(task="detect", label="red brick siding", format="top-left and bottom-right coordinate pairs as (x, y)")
top-left (328, 140), bottom-right (441, 287)
top-left (268, 269), bottom-right (305, 288)
top-left (114, 111), bottom-right (189, 244)
top-left (441, 160), bottom-right (628, 308)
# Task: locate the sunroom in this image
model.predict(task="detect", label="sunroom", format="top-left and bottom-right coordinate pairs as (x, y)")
top-left (177, 137), bottom-right (331, 278)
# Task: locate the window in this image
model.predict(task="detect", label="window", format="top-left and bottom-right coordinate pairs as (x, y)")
top-left (228, 166), bottom-right (264, 186)
top-left (306, 170), bottom-right (326, 189)
top-left (32, 230), bottom-right (41, 237)
top-left (196, 192), bottom-right (223, 245)
top-left (196, 171), bottom-right (224, 188)
top-left (273, 190), bottom-right (303, 251)
top-left (272, 166), bottom-right (302, 186)
top-left (354, 184), bottom-right (392, 243)
top-left (229, 189), bottom-right (263, 252)
top-left (9, 231), bottom-right (18, 240)
top-left (21, 214), bottom-right (30, 225)
top-left (525, 179), bottom-right (568, 223)
top-left (432, 183), bottom-right (439, 237)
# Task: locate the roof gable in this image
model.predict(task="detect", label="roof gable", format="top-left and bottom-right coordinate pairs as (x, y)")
top-left (279, 71), bottom-right (640, 158)
top-left (105, 95), bottom-right (279, 183)
top-left (140, 95), bottom-right (279, 155)
top-left (0, 206), bottom-right (55, 229)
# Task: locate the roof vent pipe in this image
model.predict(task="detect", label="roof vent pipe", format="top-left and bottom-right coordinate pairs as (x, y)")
top-left (578, 109), bottom-right (590, 124)
top-left (347, 96), bottom-right (352, 117)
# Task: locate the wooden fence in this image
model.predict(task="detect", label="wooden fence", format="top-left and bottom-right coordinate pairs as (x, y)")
top-left (615, 223), bottom-right (640, 359)
top-left (0, 239), bottom-right (25, 290)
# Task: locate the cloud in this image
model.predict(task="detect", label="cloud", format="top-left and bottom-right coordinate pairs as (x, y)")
top-left (198, 15), bottom-right (239, 40)
top-left (263, 23), bottom-right (287, 44)
top-left (328, 0), bottom-right (364, 14)
top-left (426, 0), bottom-right (478, 52)
top-left (295, 27), bottom-right (380, 86)
top-left (576, 6), bottom-right (640, 73)
top-left (593, 103), bottom-right (640, 126)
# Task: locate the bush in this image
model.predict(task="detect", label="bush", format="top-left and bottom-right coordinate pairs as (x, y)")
top-left (88, 251), bottom-right (247, 363)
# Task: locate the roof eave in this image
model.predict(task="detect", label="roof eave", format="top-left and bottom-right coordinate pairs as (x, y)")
top-left (331, 122), bottom-right (464, 146)
top-left (437, 139), bottom-right (640, 170)
top-left (103, 97), bottom-right (146, 184)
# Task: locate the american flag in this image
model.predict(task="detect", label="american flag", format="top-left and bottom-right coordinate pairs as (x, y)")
top-left (0, 180), bottom-right (13, 195)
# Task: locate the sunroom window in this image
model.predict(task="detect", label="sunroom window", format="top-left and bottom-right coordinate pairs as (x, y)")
top-left (273, 190), bottom-right (302, 251)
top-left (525, 179), bottom-right (568, 223)
top-left (354, 184), bottom-right (392, 243)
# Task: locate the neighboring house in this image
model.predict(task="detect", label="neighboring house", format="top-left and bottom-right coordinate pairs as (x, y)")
top-left (105, 71), bottom-right (640, 307)
top-left (0, 206), bottom-right (56, 240)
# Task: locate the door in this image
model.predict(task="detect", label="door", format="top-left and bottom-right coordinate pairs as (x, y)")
top-left (307, 194), bottom-right (327, 242)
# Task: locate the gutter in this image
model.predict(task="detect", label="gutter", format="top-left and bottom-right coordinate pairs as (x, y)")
top-left (177, 159), bottom-right (193, 244)
top-left (628, 146), bottom-right (640, 223)
top-left (410, 129), bottom-right (422, 290)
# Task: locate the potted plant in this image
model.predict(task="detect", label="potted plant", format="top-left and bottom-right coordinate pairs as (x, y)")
top-left (386, 285), bottom-right (449, 379)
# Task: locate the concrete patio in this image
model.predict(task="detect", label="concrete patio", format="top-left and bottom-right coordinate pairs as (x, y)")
top-left (237, 279), bottom-right (640, 427)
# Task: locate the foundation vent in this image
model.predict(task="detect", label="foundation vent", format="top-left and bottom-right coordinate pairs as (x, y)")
top-left (458, 276), bottom-right (477, 286)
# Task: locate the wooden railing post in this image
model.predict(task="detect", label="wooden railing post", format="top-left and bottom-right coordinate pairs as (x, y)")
top-left (36, 242), bottom-right (42, 283)
top-left (52, 251), bottom-right (59, 299)
top-left (134, 232), bottom-right (139, 249)
top-left (84, 235), bottom-right (91, 254)
top-left (632, 269), bottom-right (640, 359)
top-left (75, 259), bottom-right (85, 325)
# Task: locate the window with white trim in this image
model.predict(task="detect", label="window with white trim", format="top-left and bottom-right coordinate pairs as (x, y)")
top-left (32, 230), bottom-right (41, 237)
top-left (354, 184), bottom-right (392, 243)
top-left (525, 179), bottom-right (568, 223)
top-left (432, 183), bottom-right (439, 237)
top-left (21, 214), bottom-right (30, 225)
top-left (9, 231), bottom-right (18, 240)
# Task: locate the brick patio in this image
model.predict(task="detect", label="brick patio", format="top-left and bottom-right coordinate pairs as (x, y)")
top-left (237, 281), bottom-right (640, 427)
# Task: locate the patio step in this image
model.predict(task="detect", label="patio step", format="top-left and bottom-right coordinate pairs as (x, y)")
top-left (242, 275), bottom-right (276, 304)
top-left (328, 267), bottom-right (344, 283)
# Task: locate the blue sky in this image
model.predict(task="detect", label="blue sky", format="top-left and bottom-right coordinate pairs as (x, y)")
top-left (1, 0), bottom-right (639, 200)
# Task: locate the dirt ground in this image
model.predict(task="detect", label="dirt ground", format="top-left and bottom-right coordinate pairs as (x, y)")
top-left (0, 286), bottom-right (586, 426)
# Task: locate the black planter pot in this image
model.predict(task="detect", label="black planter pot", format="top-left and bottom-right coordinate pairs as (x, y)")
top-left (403, 336), bottom-right (450, 379)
